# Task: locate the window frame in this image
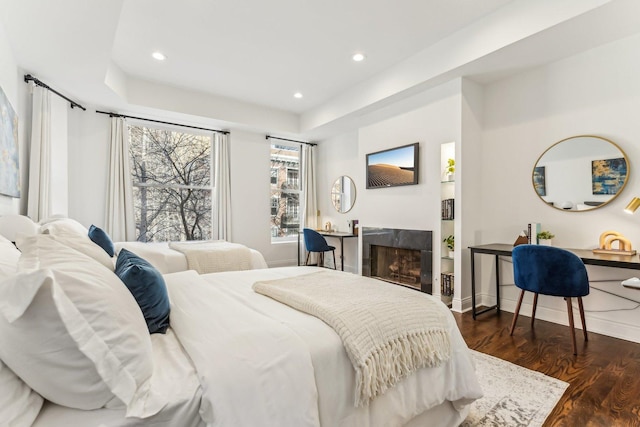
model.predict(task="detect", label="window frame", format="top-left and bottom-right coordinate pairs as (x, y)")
top-left (270, 142), bottom-right (303, 243)
top-left (127, 120), bottom-right (215, 242)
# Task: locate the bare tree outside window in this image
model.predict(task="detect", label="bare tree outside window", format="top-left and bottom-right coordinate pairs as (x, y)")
top-left (129, 124), bottom-right (213, 242)
top-left (270, 143), bottom-right (301, 240)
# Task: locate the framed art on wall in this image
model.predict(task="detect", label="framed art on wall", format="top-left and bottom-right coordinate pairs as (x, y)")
top-left (0, 85), bottom-right (20, 198)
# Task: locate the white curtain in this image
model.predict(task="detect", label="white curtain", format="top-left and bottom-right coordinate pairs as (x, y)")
top-left (27, 85), bottom-right (52, 222)
top-left (213, 132), bottom-right (231, 240)
top-left (302, 144), bottom-right (318, 229)
top-left (105, 117), bottom-right (136, 241)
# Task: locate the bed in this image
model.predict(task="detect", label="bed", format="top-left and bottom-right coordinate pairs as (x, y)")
top-left (0, 220), bottom-right (482, 427)
top-left (114, 240), bottom-right (268, 274)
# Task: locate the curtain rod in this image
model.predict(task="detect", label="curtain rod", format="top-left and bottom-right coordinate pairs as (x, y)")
top-left (24, 74), bottom-right (86, 111)
top-left (95, 111), bottom-right (229, 135)
top-left (266, 135), bottom-right (316, 146)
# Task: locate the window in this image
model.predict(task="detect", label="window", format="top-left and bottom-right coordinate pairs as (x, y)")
top-left (270, 143), bottom-right (301, 241)
top-left (128, 124), bottom-right (213, 242)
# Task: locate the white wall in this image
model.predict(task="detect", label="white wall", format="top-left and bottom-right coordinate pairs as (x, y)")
top-left (478, 33), bottom-right (640, 343)
top-left (317, 80), bottom-right (462, 278)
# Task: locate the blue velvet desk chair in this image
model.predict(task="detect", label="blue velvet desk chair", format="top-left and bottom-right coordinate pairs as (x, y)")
top-left (302, 228), bottom-right (336, 269)
top-left (510, 244), bottom-right (589, 355)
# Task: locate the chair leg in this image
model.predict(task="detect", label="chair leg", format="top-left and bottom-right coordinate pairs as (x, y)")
top-left (305, 252), bottom-right (311, 266)
top-left (332, 250), bottom-right (336, 270)
top-left (510, 290), bottom-right (526, 335)
top-left (565, 297), bottom-right (578, 355)
top-left (578, 297), bottom-right (588, 342)
top-left (531, 293), bottom-right (538, 328)
top-left (319, 252), bottom-right (324, 268)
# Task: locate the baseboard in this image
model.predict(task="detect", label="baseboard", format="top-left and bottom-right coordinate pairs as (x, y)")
top-left (483, 293), bottom-right (640, 344)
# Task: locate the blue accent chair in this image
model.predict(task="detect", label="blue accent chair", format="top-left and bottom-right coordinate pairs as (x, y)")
top-left (303, 228), bottom-right (336, 269)
top-left (510, 244), bottom-right (589, 355)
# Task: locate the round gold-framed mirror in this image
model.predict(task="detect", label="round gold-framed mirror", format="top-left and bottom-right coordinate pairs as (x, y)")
top-left (532, 135), bottom-right (629, 211)
top-left (331, 176), bottom-right (356, 213)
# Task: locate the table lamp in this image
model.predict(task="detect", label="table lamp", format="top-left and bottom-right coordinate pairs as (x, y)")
top-left (624, 197), bottom-right (640, 214)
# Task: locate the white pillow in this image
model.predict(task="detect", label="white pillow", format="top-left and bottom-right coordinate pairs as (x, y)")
top-left (0, 236), bottom-right (20, 279)
top-left (38, 222), bottom-right (115, 270)
top-left (0, 235), bottom-right (162, 418)
top-left (0, 359), bottom-right (43, 427)
top-left (38, 217), bottom-right (87, 236)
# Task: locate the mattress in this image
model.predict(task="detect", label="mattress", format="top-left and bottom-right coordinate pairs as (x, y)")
top-left (165, 266), bottom-right (482, 427)
top-left (31, 329), bottom-right (205, 427)
top-left (114, 241), bottom-right (268, 274)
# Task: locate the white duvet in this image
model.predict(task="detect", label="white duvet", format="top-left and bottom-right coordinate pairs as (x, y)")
top-left (165, 266), bottom-right (482, 427)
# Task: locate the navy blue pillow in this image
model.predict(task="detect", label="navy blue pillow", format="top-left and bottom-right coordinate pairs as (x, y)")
top-left (88, 224), bottom-right (115, 257)
top-left (115, 249), bottom-right (170, 334)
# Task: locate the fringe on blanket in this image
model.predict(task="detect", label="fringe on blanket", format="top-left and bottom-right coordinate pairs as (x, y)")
top-left (356, 329), bottom-right (450, 407)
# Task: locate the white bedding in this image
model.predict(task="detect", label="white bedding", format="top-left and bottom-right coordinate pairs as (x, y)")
top-left (165, 266), bottom-right (482, 427)
top-left (114, 241), bottom-right (268, 274)
top-left (31, 329), bottom-right (205, 427)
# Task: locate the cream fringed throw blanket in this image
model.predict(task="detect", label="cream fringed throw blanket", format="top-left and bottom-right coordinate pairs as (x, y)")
top-left (252, 270), bottom-right (451, 406)
top-left (169, 240), bottom-right (252, 274)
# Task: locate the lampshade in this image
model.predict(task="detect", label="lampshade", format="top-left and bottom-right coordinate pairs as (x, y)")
top-left (624, 197), bottom-right (640, 214)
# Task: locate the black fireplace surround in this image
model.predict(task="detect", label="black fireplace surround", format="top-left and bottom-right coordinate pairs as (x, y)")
top-left (362, 227), bottom-right (433, 294)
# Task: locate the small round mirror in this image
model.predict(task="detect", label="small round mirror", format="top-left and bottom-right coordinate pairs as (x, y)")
top-left (331, 176), bottom-right (356, 213)
top-left (532, 135), bottom-right (629, 211)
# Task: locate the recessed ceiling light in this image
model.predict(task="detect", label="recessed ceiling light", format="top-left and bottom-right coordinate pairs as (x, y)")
top-left (352, 53), bottom-right (366, 62)
top-left (293, 92), bottom-right (303, 99)
top-left (152, 51), bottom-right (166, 61)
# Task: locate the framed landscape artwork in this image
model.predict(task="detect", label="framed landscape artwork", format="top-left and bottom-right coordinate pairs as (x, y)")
top-left (0, 85), bottom-right (20, 198)
top-left (592, 157), bottom-right (627, 195)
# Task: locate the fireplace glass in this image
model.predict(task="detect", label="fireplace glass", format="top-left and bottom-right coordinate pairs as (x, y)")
top-left (371, 245), bottom-right (422, 290)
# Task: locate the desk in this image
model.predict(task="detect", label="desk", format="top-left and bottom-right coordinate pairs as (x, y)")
top-left (298, 231), bottom-right (357, 271)
top-left (469, 243), bottom-right (640, 319)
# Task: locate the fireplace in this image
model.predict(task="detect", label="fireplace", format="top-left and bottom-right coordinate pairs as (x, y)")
top-left (362, 227), bottom-right (432, 293)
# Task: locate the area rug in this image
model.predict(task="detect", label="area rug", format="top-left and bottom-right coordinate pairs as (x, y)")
top-left (462, 350), bottom-right (569, 427)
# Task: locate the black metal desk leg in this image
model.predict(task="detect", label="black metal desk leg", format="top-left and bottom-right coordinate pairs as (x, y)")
top-left (297, 232), bottom-right (301, 266)
top-left (495, 254), bottom-right (501, 312)
top-left (339, 237), bottom-right (345, 271)
top-left (471, 250), bottom-right (477, 319)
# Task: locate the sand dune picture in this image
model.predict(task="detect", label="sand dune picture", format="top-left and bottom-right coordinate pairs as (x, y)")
top-left (367, 164), bottom-right (415, 187)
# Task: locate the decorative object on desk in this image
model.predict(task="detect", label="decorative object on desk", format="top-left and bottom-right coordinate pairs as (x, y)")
top-left (513, 231), bottom-right (528, 247)
top-left (624, 197), bottom-right (640, 214)
top-left (592, 157), bottom-right (627, 195)
top-left (352, 219), bottom-right (359, 236)
top-left (592, 230), bottom-right (636, 256)
top-left (621, 277), bottom-right (640, 290)
top-left (324, 221), bottom-right (332, 232)
top-left (443, 235), bottom-right (454, 258)
top-left (527, 223), bottom-right (541, 244)
top-left (537, 230), bottom-right (555, 246)
top-left (445, 158), bottom-right (455, 181)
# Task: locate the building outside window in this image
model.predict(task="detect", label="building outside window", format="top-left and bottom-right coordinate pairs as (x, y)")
top-left (128, 123), bottom-right (213, 242)
top-left (270, 143), bottom-right (301, 241)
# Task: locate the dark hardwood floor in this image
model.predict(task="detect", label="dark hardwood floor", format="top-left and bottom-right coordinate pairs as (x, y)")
top-left (453, 310), bottom-right (640, 426)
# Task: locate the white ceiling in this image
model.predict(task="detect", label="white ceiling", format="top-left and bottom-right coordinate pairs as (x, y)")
top-left (1, 0), bottom-right (640, 138)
